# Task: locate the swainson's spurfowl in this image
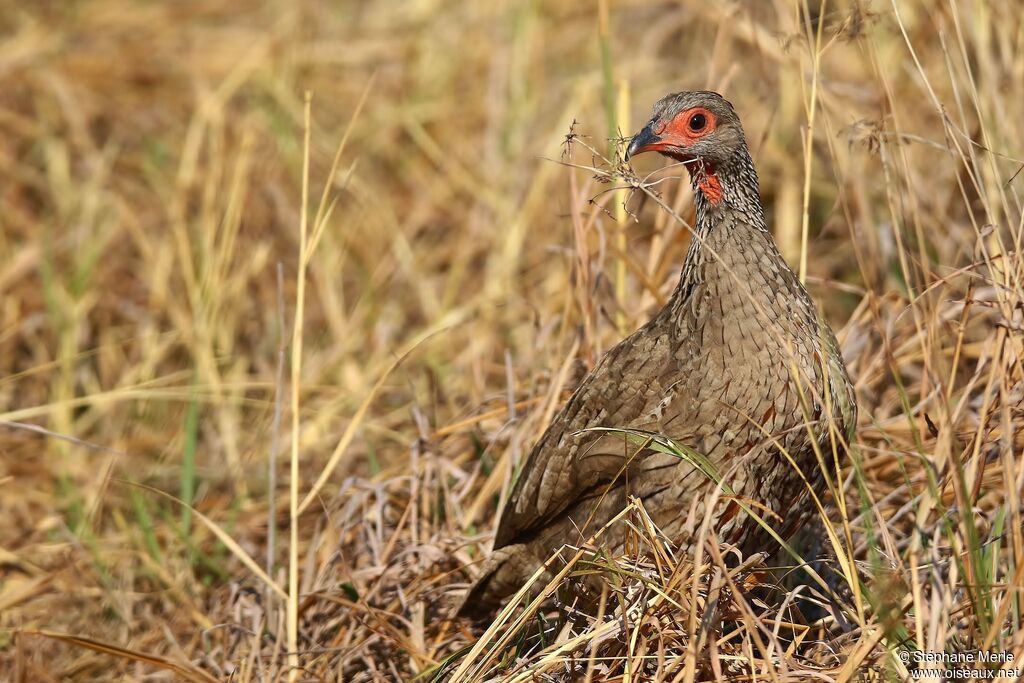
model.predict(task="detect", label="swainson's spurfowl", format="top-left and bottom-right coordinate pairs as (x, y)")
top-left (460, 91), bottom-right (856, 615)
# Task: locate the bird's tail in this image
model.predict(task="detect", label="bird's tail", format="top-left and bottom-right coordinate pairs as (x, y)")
top-left (454, 543), bottom-right (549, 620)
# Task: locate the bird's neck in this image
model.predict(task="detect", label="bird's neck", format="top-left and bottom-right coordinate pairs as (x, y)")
top-left (689, 148), bottom-right (764, 227)
top-left (668, 150), bottom-right (796, 322)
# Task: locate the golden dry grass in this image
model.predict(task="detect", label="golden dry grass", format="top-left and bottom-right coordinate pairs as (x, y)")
top-left (1, 0), bottom-right (1022, 681)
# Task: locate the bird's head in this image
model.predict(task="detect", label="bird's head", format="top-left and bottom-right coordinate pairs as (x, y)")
top-left (625, 91), bottom-right (750, 204)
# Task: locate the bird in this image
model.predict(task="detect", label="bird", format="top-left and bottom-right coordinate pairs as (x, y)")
top-left (459, 90), bottom-right (857, 616)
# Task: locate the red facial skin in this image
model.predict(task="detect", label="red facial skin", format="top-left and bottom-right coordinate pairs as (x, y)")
top-left (636, 107), bottom-right (724, 205)
top-left (657, 106), bottom-right (718, 144)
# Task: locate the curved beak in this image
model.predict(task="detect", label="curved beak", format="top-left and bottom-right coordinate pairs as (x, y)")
top-left (625, 122), bottom-right (662, 161)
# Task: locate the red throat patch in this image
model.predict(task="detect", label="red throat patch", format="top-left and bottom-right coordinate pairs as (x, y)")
top-left (697, 170), bottom-right (723, 204)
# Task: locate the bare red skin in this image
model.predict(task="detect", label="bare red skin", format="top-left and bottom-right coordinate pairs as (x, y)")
top-left (634, 107), bottom-right (724, 205)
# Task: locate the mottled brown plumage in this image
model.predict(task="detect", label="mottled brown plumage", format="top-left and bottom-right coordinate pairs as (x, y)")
top-left (460, 91), bottom-right (856, 615)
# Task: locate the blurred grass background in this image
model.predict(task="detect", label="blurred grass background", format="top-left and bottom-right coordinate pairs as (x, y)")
top-left (1, 0), bottom-right (1022, 680)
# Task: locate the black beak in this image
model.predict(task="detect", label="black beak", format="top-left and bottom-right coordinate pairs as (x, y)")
top-left (625, 122), bottom-right (662, 161)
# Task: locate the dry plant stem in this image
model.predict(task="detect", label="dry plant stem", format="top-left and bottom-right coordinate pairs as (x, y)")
top-left (127, 481), bottom-right (286, 600)
top-left (582, 582), bottom-right (610, 683)
top-left (24, 629), bottom-right (219, 683)
top-left (569, 157), bottom-right (595, 362)
top-left (268, 261), bottom-right (285, 583)
top-left (287, 91), bottom-right (313, 682)
top-left (295, 77), bottom-right (380, 515)
top-left (797, 0), bottom-right (826, 283)
top-left (615, 81), bottom-right (630, 336)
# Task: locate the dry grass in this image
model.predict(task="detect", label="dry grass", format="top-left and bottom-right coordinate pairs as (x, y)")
top-left (1, 0), bottom-right (1022, 680)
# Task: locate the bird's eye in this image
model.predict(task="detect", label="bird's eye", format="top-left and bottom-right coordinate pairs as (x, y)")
top-left (688, 113), bottom-right (707, 132)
